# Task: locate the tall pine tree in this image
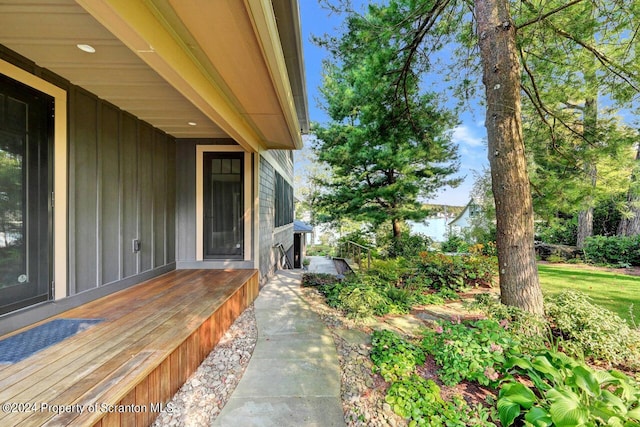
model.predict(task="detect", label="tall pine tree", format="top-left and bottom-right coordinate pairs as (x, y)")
top-left (312, 5), bottom-right (460, 241)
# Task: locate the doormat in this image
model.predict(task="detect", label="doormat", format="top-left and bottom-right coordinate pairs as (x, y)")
top-left (0, 318), bottom-right (104, 364)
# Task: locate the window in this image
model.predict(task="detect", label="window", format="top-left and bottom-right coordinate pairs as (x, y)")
top-left (274, 172), bottom-right (293, 227)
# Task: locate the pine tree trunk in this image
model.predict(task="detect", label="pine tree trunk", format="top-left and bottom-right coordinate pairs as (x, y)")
top-left (618, 146), bottom-right (640, 236)
top-left (475, 0), bottom-right (543, 314)
top-left (392, 218), bottom-right (402, 239)
top-left (576, 94), bottom-right (598, 249)
top-left (576, 162), bottom-right (596, 248)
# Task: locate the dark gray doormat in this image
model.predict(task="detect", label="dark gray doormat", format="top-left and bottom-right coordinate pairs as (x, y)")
top-left (0, 318), bottom-right (104, 364)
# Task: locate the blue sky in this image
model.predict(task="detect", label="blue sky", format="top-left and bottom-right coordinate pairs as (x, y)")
top-left (296, 1), bottom-right (489, 206)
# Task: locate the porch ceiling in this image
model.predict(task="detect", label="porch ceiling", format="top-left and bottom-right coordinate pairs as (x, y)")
top-left (0, 0), bottom-right (307, 151)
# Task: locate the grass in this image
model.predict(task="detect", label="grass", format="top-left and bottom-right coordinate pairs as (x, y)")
top-left (538, 263), bottom-right (640, 325)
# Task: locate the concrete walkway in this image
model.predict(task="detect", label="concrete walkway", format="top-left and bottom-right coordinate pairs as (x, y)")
top-left (212, 268), bottom-right (345, 427)
top-left (306, 256), bottom-right (339, 275)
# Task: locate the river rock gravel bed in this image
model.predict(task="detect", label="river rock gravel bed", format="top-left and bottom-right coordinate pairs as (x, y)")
top-left (152, 305), bottom-right (257, 427)
top-left (152, 285), bottom-right (405, 427)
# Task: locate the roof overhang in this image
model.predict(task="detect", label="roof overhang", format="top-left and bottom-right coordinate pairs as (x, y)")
top-left (0, 0), bottom-right (308, 151)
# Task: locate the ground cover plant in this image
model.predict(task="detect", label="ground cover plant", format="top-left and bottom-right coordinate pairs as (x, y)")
top-left (370, 329), bottom-right (496, 426)
top-left (544, 290), bottom-right (640, 367)
top-left (305, 243), bottom-right (640, 425)
top-left (538, 264), bottom-right (640, 324)
top-left (422, 319), bottom-right (523, 387)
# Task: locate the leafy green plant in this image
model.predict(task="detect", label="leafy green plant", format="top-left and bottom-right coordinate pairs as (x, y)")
top-left (337, 284), bottom-right (389, 318)
top-left (385, 375), bottom-right (496, 426)
top-left (470, 293), bottom-right (551, 351)
top-left (441, 235), bottom-right (469, 253)
top-left (498, 349), bottom-right (640, 427)
top-left (417, 251), bottom-right (497, 291)
top-left (385, 286), bottom-right (414, 313)
top-left (583, 235), bottom-right (640, 266)
top-left (384, 231), bottom-right (433, 258)
top-left (301, 273), bottom-right (339, 288)
top-left (422, 319), bottom-right (522, 386)
top-left (370, 329), bottom-right (425, 382)
top-left (545, 290), bottom-right (640, 367)
top-left (413, 291), bottom-right (445, 306)
top-left (436, 287), bottom-right (460, 301)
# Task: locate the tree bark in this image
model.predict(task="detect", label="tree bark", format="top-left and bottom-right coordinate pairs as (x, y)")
top-left (576, 161), bottom-right (596, 248)
top-left (392, 218), bottom-right (402, 239)
top-left (475, 0), bottom-right (543, 314)
top-left (618, 145), bottom-right (640, 236)
top-left (576, 94), bottom-right (598, 249)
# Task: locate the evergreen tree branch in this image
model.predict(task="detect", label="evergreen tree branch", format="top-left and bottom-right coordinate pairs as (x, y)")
top-left (516, 0), bottom-right (586, 30)
top-left (520, 0), bottom-right (640, 94)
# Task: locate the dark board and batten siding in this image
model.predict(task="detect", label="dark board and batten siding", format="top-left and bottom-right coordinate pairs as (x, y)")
top-left (68, 88), bottom-right (176, 296)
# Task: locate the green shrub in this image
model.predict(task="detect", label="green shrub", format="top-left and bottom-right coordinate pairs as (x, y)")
top-left (337, 284), bottom-right (389, 318)
top-left (422, 319), bottom-right (522, 386)
top-left (536, 218), bottom-right (578, 246)
top-left (498, 349), bottom-right (640, 427)
top-left (385, 287), bottom-right (414, 313)
top-left (413, 292), bottom-right (445, 305)
top-left (306, 244), bottom-right (333, 256)
top-left (370, 329), bottom-right (425, 382)
top-left (441, 234), bottom-right (469, 253)
top-left (386, 231), bottom-right (433, 258)
top-left (583, 234), bottom-right (640, 266)
top-left (417, 252), bottom-right (497, 291)
top-left (301, 273), bottom-right (339, 288)
top-left (545, 290), bottom-right (640, 366)
top-left (367, 258), bottom-right (410, 285)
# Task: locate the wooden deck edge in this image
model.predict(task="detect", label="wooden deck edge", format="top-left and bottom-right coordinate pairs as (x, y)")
top-left (43, 270), bottom-right (259, 427)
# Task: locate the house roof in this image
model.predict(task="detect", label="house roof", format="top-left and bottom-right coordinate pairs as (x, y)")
top-left (0, 0), bottom-right (308, 152)
top-left (294, 220), bottom-right (313, 233)
top-left (448, 199), bottom-right (476, 227)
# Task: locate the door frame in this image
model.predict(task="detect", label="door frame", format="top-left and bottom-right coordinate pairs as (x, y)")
top-left (0, 59), bottom-right (67, 305)
top-left (195, 145), bottom-right (251, 262)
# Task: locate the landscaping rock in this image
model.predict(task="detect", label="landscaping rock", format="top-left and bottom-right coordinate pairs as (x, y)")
top-left (535, 242), bottom-right (581, 261)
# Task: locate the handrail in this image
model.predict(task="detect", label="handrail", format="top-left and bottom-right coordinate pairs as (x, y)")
top-left (339, 240), bottom-right (372, 270)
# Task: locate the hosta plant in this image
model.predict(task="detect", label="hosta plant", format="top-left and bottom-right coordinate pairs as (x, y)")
top-left (498, 349), bottom-right (640, 426)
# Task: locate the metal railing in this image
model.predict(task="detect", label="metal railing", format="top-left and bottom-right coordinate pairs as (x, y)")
top-left (339, 240), bottom-right (372, 270)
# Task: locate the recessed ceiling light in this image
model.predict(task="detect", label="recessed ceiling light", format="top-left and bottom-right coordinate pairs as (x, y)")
top-left (77, 44), bottom-right (96, 53)
top-left (188, 122), bottom-right (197, 126)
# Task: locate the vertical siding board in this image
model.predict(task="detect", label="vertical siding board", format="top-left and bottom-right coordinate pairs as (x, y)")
top-left (138, 123), bottom-right (154, 273)
top-left (153, 130), bottom-right (166, 268)
top-left (175, 140), bottom-right (196, 262)
top-left (100, 103), bottom-right (121, 284)
top-left (72, 90), bottom-right (98, 292)
top-left (120, 114), bottom-right (138, 279)
top-left (166, 138), bottom-right (176, 264)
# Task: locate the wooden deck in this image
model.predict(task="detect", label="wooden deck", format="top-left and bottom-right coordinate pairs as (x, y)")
top-left (0, 269), bottom-right (259, 426)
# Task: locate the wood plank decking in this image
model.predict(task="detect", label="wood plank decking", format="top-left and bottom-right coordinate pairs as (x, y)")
top-left (0, 269), bottom-right (259, 426)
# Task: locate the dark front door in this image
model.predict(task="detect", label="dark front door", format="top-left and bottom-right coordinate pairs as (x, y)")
top-left (293, 233), bottom-right (301, 268)
top-left (0, 74), bottom-right (53, 315)
top-left (203, 152), bottom-right (244, 259)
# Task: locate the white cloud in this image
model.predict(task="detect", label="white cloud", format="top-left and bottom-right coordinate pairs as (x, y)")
top-left (451, 125), bottom-right (485, 148)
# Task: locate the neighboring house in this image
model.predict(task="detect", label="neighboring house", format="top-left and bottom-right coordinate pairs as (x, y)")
top-left (448, 199), bottom-right (481, 237)
top-left (293, 219), bottom-right (313, 268)
top-left (0, 0), bottom-right (308, 333)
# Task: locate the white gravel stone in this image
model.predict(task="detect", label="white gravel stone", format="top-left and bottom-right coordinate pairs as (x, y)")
top-left (151, 305), bottom-right (257, 427)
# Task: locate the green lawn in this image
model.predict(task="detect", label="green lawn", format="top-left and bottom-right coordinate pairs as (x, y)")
top-left (538, 264), bottom-right (640, 325)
